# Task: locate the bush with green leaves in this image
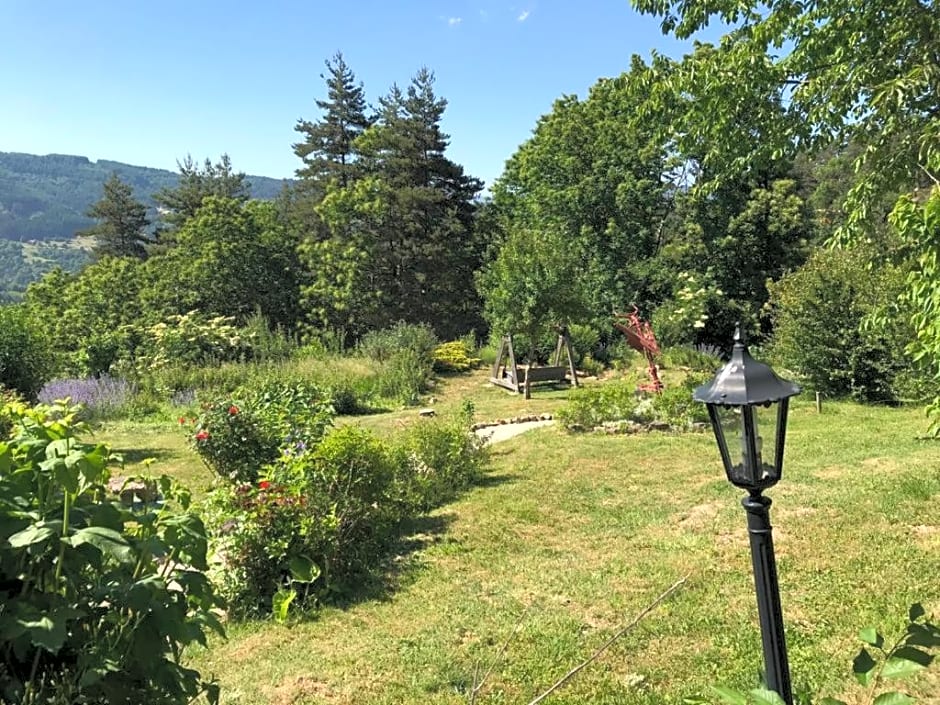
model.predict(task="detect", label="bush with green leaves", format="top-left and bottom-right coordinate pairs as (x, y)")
top-left (0, 304), bottom-right (52, 399)
top-left (360, 323), bottom-right (439, 406)
top-left (393, 402), bottom-right (486, 511)
top-left (206, 425), bottom-right (399, 615)
top-left (559, 373), bottom-right (710, 430)
top-left (432, 340), bottom-right (482, 373)
top-left (140, 310), bottom-right (249, 372)
top-left (0, 399), bottom-right (223, 704)
top-left (767, 246), bottom-right (919, 403)
top-left (205, 410), bottom-right (487, 618)
top-left (358, 322), bottom-right (438, 364)
top-left (557, 378), bottom-right (642, 428)
top-left (188, 381), bottom-right (334, 483)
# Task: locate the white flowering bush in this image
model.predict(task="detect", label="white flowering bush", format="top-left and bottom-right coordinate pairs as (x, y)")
top-left (653, 271), bottom-right (725, 347)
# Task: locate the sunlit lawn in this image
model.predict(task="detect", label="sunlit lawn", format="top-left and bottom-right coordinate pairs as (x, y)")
top-left (97, 371), bottom-right (940, 704)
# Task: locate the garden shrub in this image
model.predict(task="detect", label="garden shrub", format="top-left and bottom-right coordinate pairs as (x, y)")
top-left (767, 246), bottom-right (918, 402)
top-left (558, 372), bottom-right (710, 429)
top-left (432, 340), bottom-right (481, 373)
top-left (0, 304), bottom-right (52, 399)
top-left (206, 425), bottom-right (399, 614)
top-left (205, 408), bottom-right (487, 617)
top-left (0, 399), bottom-right (222, 704)
top-left (371, 349), bottom-right (434, 406)
top-left (359, 322), bottom-right (438, 364)
top-left (660, 345), bottom-right (724, 372)
top-left (139, 310), bottom-right (248, 371)
top-left (558, 378), bottom-right (641, 428)
top-left (393, 404), bottom-right (487, 511)
top-left (650, 373), bottom-right (711, 427)
top-left (188, 381), bottom-right (334, 483)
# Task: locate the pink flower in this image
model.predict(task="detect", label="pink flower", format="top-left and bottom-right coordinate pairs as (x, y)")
top-left (195, 430), bottom-right (209, 441)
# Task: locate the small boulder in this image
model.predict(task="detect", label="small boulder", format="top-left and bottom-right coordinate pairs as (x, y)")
top-left (418, 408), bottom-right (436, 418)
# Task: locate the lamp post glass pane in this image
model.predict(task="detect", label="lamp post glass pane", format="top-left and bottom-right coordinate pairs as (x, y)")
top-left (713, 403), bottom-right (782, 488)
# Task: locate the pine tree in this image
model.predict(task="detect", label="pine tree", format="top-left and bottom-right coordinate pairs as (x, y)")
top-left (313, 68), bottom-right (484, 338)
top-left (293, 52), bottom-right (371, 189)
top-left (81, 173), bottom-right (150, 260)
top-left (154, 154), bottom-right (250, 232)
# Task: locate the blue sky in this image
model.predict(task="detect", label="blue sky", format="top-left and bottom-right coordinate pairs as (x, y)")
top-left (1, 1), bottom-right (721, 189)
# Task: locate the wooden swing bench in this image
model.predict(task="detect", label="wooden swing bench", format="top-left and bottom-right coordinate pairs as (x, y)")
top-left (490, 330), bottom-right (579, 398)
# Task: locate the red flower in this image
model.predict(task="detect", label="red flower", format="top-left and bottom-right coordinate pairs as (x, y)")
top-left (195, 430), bottom-right (210, 441)
top-left (228, 405), bottom-right (239, 415)
top-left (259, 481), bottom-right (271, 490)
top-left (178, 417), bottom-right (186, 425)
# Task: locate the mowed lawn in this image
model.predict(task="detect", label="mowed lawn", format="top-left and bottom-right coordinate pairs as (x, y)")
top-left (126, 384), bottom-right (937, 705)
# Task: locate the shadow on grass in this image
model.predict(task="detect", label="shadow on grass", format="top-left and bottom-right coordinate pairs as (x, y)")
top-left (327, 512), bottom-right (456, 609)
top-left (111, 446), bottom-right (179, 466)
top-left (324, 472), bottom-right (513, 611)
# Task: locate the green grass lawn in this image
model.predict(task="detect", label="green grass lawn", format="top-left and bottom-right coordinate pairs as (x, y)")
top-left (97, 371), bottom-right (940, 704)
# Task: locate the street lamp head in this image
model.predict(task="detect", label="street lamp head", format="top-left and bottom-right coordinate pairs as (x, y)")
top-left (693, 324), bottom-right (801, 492)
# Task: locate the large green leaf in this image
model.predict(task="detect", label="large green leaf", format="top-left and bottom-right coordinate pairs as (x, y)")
top-left (853, 647), bottom-right (878, 686)
top-left (859, 627), bottom-right (884, 648)
top-left (881, 647), bottom-right (932, 679)
top-left (7, 523), bottom-right (56, 549)
top-left (19, 615), bottom-right (66, 652)
top-left (288, 555), bottom-right (321, 583)
top-left (272, 588), bottom-right (296, 624)
top-left (709, 686), bottom-right (748, 705)
top-left (748, 688), bottom-right (787, 705)
top-left (68, 526), bottom-right (134, 564)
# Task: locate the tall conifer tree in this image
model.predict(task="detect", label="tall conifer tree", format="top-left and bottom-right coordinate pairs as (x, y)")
top-left (81, 173), bottom-right (150, 260)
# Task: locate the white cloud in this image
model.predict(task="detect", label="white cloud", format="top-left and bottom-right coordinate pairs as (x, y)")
top-left (448, 16), bottom-right (463, 26)
top-left (517, 9), bottom-right (530, 22)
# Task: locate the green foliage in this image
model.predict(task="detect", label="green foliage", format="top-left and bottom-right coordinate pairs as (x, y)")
top-left (432, 340), bottom-right (482, 373)
top-left (478, 226), bottom-right (588, 346)
top-left (152, 154), bottom-right (251, 233)
top-left (142, 197), bottom-right (302, 327)
top-left (393, 404), bottom-right (486, 511)
top-left (659, 345), bottom-right (723, 373)
top-left (890, 188), bottom-right (940, 425)
top-left (559, 373), bottom-right (709, 429)
top-left (0, 399), bottom-right (223, 704)
top-left (767, 246), bottom-right (916, 403)
top-left (0, 239), bottom-right (89, 300)
top-left (206, 425), bottom-right (397, 615)
top-left (140, 311), bottom-right (248, 371)
top-left (651, 271), bottom-right (725, 347)
top-left (360, 323), bottom-right (438, 405)
top-left (81, 173), bottom-right (150, 260)
top-left (0, 304), bottom-right (52, 398)
top-left (205, 407), bottom-right (486, 617)
top-left (557, 379), bottom-right (641, 429)
top-left (188, 381), bottom-right (334, 483)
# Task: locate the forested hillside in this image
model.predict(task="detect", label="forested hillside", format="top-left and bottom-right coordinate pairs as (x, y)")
top-left (0, 151), bottom-right (288, 241)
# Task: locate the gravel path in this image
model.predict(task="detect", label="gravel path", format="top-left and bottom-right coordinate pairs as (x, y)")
top-left (474, 419), bottom-right (555, 444)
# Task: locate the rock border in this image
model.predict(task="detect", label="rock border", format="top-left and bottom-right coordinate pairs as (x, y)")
top-left (470, 413), bottom-right (553, 431)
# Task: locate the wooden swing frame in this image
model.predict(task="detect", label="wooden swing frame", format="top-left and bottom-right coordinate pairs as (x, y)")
top-left (489, 328), bottom-right (579, 399)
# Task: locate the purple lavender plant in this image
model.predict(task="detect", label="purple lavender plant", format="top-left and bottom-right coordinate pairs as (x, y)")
top-left (37, 375), bottom-right (136, 418)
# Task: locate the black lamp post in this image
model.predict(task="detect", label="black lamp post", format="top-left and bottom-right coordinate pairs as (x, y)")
top-left (693, 325), bottom-right (801, 705)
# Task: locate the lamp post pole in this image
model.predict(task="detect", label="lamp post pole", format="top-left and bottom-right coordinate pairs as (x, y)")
top-left (742, 492), bottom-right (793, 705)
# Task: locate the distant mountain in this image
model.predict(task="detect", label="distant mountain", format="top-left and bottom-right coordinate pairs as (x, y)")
top-left (0, 152), bottom-right (291, 241)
